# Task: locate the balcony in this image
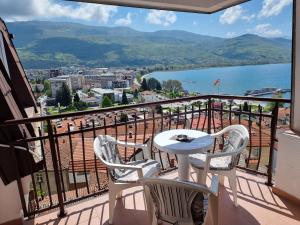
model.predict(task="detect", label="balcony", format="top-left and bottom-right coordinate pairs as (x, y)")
top-left (2, 95), bottom-right (300, 225)
top-left (23, 170), bottom-right (300, 225)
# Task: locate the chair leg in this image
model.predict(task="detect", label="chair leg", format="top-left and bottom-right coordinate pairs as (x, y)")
top-left (144, 186), bottom-right (154, 224)
top-left (196, 169), bottom-right (207, 185)
top-left (228, 171), bottom-right (238, 207)
top-left (219, 175), bottom-right (225, 186)
top-left (109, 189), bottom-right (117, 224)
top-left (208, 194), bottom-right (219, 225)
top-left (116, 190), bottom-right (122, 199)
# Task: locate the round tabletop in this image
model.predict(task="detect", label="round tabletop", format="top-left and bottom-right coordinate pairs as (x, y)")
top-left (153, 129), bottom-right (213, 155)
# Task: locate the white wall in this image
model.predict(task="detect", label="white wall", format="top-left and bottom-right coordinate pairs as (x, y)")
top-left (0, 177), bottom-right (30, 224)
top-left (275, 131), bottom-right (300, 200)
top-left (292, 0), bottom-right (300, 132)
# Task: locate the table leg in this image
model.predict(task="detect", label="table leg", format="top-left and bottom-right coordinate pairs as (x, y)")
top-left (177, 154), bottom-right (190, 181)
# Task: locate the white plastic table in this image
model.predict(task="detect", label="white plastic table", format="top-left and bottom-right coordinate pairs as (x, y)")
top-left (154, 129), bottom-right (213, 181)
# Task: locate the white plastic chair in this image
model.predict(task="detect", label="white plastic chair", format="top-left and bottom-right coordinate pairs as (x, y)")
top-left (189, 125), bottom-right (249, 207)
top-left (142, 175), bottom-right (219, 225)
top-left (94, 135), bottom-right (160, 224)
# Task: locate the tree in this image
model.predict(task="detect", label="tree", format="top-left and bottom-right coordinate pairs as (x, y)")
top-left (265, 92), bottom-right (285, 111)
top-left (121, 90), bottom-right (129, 105)
top-left (162, 79), bottom-right (183, 93)
top-left (155, 105), bottom-right (163, 114)
top-left (43, 80), bottom-right (50, 91)
top-left (136, 73), bottom-right (142, 83)
top-left (140, 78), bottom-right (148, 91)
top-left (101, 96), bottom-right (113, 108)
top-left (156, 81), bottom-right (162, 91)
top-left (133, 89), bottom-right (139, 98)
top-left (74, 93), bottom-right (80, 103)
top-left (74, 101), bottom-right (88, 111)
top-left (55, 83), bottom-right (72, 106)
top-left (147, 78), bottom-right (162, 91)
top-left (243, 102), bottom-right (249, 111)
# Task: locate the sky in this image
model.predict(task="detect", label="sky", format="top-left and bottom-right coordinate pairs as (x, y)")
top-left (0, 0), bottom-right (293, 38)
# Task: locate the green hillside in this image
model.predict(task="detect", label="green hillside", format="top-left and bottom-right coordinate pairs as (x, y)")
top-left (7, 21), bottom-right (291, 69)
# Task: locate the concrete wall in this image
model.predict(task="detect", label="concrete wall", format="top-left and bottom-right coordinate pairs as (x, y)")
top-left (275, 131), bottom-right (300, 200)
top-left (292, 0), bottom-right (300, 132)
top-left (0, 177), bottom-right (30, 224)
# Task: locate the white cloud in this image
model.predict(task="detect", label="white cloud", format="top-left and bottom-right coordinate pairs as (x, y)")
top-left (259, 0), bottom-right (292, 18)
top-left (115, 13), bottom-right (132, 26)
top-left (242, 14), bottom-right (256, 22)
top-left (0, 0), bottom-right (117, 23)
top-left (226, 32), bottom-right (237, 38)
top-left (252, 23), bottom-right (283, 37)
top-left (146, 10), bottom-right (176, 26)
top-left (219, 5), bottom-right (243, 25)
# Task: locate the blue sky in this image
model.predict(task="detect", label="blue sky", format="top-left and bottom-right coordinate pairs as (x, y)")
top-left (0, 0), bottom-right (293, 38)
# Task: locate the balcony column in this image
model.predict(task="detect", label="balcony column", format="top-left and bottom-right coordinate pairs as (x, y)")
top-left (291, 0), bottom-right (300, 132)
top-left (273, 0), bottom-right (300, 204)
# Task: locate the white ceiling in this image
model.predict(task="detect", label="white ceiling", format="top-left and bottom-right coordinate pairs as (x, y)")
top-left (69, 0), bottom-right (249, 14)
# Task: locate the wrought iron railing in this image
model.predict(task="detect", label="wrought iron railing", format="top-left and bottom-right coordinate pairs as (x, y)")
top-left (0, 94), bottom-right (291, 217)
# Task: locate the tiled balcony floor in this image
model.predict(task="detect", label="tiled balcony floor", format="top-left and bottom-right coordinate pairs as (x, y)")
top-left (25, 170), bottom-right (300, 225)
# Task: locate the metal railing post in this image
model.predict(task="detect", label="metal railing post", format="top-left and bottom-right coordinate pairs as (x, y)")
top-left (266, 102), bottom-right (279, 186)
top-left (207, 97), bottom-right (212, 134)
top-left (46, 119), bottom-right (67, 217)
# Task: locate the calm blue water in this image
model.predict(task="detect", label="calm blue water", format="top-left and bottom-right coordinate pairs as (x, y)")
top-left (145, 64), bottom-right (291, 98)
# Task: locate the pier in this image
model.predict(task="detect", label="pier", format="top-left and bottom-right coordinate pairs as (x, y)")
top-left (245, 88), bottom-right (291, 96)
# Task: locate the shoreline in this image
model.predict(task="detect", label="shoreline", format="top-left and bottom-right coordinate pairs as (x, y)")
top-left (142, 62), bottom-right (291, 79)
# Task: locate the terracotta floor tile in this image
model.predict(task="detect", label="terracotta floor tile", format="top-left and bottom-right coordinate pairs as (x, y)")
top-left (25, 170), bottom-right (300, 225)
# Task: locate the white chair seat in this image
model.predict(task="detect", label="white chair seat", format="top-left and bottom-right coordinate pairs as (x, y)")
top-left (116, 159), bottom-right (160, 183)
top-left (188, 125), bottom-right (249, 207)
top-left (190, 153), bottom-right (232, 171)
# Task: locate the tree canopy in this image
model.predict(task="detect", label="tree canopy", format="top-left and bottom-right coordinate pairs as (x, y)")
top-left (147, 78), bottom-right (162, 91)
top-left (141, 78), bottom-right (148, 91)
top-left (55, 83), bottom-right (72, 106)
top-left (74, 101), bottom-right (88, 111)
top-left (162, 79), bottom-right (183, 93)
top-left (133, 89), bottom-right (139, 99)
top-left (74, 93), bottom-right (80, 102)
top-left (101, 96), bottom-right (113, 108)
top-left (121, 90), bottom-right (129, 105)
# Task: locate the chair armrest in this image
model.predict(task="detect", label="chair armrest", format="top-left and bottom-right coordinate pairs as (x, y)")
top-left (210, 175), bottom-right (219, 196)
top-left (104, 161), bottom-right (144, 178)
top-left (206, 150), bottom-right (238, 159)
top-left (210, 129), bottom-right (226, 138)
top-left (105, 161), bottom-right (142, 170)
top-left (115, 140), bottom-right (148, 150)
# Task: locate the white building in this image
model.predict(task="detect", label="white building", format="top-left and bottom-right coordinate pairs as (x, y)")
top-left (49, 77), bottom-right (72, 98)
top-left (91, 88), bottom-right (133, 103)
top-left (55, 74), bottom-right (85, 90)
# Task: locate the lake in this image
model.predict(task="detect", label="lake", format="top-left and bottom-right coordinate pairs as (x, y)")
top-left (145, 64), bottom-right (291, 98)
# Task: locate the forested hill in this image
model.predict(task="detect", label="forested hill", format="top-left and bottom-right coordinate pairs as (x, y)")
top-left (7, 21), bottom-right (292, 69)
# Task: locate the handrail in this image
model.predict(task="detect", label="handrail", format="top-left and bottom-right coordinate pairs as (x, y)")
top-left (1, 94), bottom-right (291, 126)
top-left (8, 93), bottom-right (290, 217)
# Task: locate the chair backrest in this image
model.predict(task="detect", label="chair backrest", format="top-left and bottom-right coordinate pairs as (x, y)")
top-left (221, 125), bottom-right (249, 166)
top-left (93, 135), bottom-right (124, 180)
top-left (143, 178), bottom-right (217, 225)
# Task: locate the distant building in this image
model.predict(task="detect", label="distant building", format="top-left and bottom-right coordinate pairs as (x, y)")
top-left (112, 79), bottom-right (129, 88)
top-left (84, 75), bottom-right (103, 88)
top-left (49, 69), bottom-right (63, 78)
top-left (58, 74), bottom-right (85, 90)
top-left (49, 77), bottom-right (72, 98)
top-left (85, 73), bottom-right (117, 89)
top-left (91, 88), bottom-right (115, 102)
top-left (91, 88), bottom-right (133, 103)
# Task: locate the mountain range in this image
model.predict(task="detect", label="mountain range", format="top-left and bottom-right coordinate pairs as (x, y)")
top-left (6, 21), bottom-right (292, 69)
